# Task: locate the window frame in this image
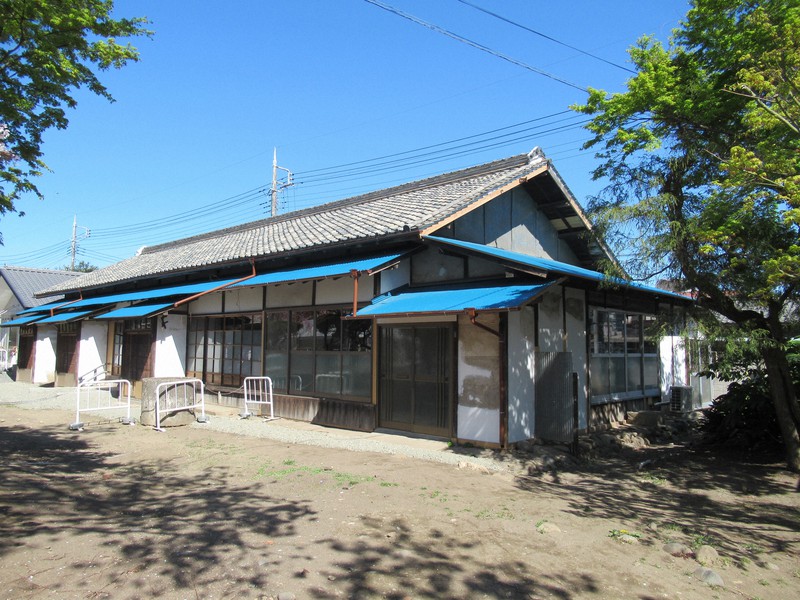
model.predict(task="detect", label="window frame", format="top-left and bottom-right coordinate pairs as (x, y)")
top-left (589, 307), bottom-right (660, 405)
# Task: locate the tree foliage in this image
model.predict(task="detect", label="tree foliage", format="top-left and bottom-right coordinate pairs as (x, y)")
top-left (574, 0), bottom-right (800, 470)
top-left (65, 259), bottom-right (96, 273)
top-left (0, 0), bottom-right (149, 223)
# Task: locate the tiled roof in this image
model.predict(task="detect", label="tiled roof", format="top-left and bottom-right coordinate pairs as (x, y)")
top-left (39, 150), bottom-right (552, 296)
top-left (0, 266), bottom-right (81, 308)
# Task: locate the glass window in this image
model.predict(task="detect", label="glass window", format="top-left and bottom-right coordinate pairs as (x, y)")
top-left (589, 308), bottom-right (660, 403)
top-left (265, 311), bottom-right (289, 391)
top-left (189, 308), bottom-right (372, 401)
top-left (187, 314), bottom-right (262, 387)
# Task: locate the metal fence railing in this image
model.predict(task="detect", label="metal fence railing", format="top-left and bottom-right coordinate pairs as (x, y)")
top-left (154, 378), bottom-right (207, 431)
top-left (69, 378), bottom-right (134, 430)
top-left (240, 376), bottom-right (274, 420)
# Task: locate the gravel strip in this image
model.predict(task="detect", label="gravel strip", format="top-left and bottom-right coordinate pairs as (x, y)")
top-left (0, 380), bottom-right (523, 474)
top-left (191, 416), bottom-right (512, 473)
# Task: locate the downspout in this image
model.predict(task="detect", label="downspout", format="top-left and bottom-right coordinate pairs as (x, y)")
top-left (51, 292), bottom-right (84, 317)
top-left (350, 269), bottom-right (360, 317)
top-left (349, 259), bottom-right (400, 317)
top-left (173, 258), bottom-right (257, 309)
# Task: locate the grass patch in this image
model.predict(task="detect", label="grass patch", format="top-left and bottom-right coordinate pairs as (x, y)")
top-left (476, 506), bottom-right (514, 520)
top-left (254, 461), bottom-right (374, 487)
top-left (638, 471), bottom-right (667, 485)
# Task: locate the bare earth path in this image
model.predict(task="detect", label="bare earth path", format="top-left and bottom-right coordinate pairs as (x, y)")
top-left (0, 392), bottom-right (798, 599)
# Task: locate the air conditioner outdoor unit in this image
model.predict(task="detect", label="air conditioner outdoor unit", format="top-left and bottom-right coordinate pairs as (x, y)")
top-left (670, 385), bottom-right (697, 413)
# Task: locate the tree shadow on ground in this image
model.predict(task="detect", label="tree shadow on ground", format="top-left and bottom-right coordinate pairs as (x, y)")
top-left (514, 441), bottom-right (799, 561)
top-left (311, 516), bottom-right (599, 599)
top-left (0, 422), bottom-right (316, 596)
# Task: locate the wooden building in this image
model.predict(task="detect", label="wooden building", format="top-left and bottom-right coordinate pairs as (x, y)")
top-left (6, 149), bottom-right (693, 445)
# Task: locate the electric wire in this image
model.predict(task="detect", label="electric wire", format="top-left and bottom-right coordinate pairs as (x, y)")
top-left (362, 0), bottom-right (588, 92)
top-left (296, 110), bottom-right (573, 177)
top-left (455, 0), bottom-right (637, 74)
top-left (7, 110), bottom-right (595, 267)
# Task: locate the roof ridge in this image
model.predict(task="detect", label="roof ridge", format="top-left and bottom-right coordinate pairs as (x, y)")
top-left (1, 265), bottom-right (81, 276)
top-left (142, 152), bottom-right (536, 255)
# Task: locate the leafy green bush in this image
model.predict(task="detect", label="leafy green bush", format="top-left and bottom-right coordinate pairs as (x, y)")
top-left (701, 340), bottom-right (799, 451)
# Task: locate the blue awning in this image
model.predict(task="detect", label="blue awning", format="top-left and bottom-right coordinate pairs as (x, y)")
top-left (352, 281), bottom-right (556, 318)
top-left (15, 299), bottom-right (73, 316)
top-left (93, 303), bottom-right (174, 320)
top-left (231, 253), bottom-right (404, 288)
top-left (424, 236), bottom-right (691, 301)
top-left (35, 311), bottom-right (94, 324)
top-left (1, 314), bottom-right (47, 327)
top-left (64, 278), bottom-right (243, 309)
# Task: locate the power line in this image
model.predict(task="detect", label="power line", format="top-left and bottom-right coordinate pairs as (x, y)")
top-left (455, 0), bottom-right (636, 74)
top-left (362, 0), bottom-right (588, 92)
top-left (297, 111), bottom-right (572, 177)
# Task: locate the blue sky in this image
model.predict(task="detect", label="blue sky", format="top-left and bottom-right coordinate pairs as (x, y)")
top-left (0, 0), bottom-right (689, 269)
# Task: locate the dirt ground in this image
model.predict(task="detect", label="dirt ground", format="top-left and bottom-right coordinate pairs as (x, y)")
top-left (1, 404), bottom-right (798, 600)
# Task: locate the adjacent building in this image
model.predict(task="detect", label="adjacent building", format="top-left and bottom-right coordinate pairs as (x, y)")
top-left (0, 266), bottom-right (81, 373)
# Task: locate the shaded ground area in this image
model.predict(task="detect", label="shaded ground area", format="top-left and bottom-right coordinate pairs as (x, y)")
top-left (0, 400), bottom-right (798, 599)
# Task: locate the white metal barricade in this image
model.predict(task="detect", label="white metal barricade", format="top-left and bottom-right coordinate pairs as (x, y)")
top-left (155, 379), bottom-right (207, 431)
top-left (240, 376), bottom-right (275, 419)
top-left (69, 379), bottom-right (134, 430)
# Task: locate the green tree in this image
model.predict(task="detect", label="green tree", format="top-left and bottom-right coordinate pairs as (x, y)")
top-left (65, 260), bottom-right (96, 273)
top-left (574, 0), bottom-right (800, 470)
top-left (0, 0), bottom-right (149, 229)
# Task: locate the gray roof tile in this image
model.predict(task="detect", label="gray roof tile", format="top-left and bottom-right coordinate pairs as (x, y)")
top-left (1, 266), bottom-right (81, 308)
top-left (40, 151), bottom-right (548, 296)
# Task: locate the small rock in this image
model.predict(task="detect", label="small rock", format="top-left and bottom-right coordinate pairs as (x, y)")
top-left (536, 522), bottom-right (561, 534)
top-left (695, 544), bottom-right (719, 566)
top-left (278, 593), bottom-right (296, 600)
top-left (663, 542), bottom-right (693, 557)
top-left (693, 567), bottom-right (724, 587)
top-left (457, 461), bottom-right (491, 474)
top-left (619, 534), bottom-right (639, 544)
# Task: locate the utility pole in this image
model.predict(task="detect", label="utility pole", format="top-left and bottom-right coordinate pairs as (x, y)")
top-left (69, 216), bottom-right (90, 271)
top-left (270, 148), bottom-right (294, 217)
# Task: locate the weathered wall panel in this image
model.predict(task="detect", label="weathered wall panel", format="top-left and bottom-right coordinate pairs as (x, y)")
top-left (266, 281), bottom-right (313, 308)
top-left (564, 287), bottom-right (587, 430)
top-left (224, 287), bottom-right (262, 312)
top-left (411, 247), bottom-right (465, 284)
top-left (457, 313), bottom-right (500, 444)
top-left (538, 287), bottom-right (563, 352)
top-left (507, 307), bottom-right (535, 443)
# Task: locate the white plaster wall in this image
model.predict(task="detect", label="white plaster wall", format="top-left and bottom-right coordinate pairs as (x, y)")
top-left (190, 292), bottom-right (222, 314)
top-left (379, 260), bottom-right (410, 293)
top-left (457, 404), bottom-right (500, 444)
top-left (224, 287), bottom-right (262, 312)
top-left (316, 276), bottom-right (372, 305)
top-left (564, 288), bottom-right (588, 430)
top-left (78, 320), bottom-right (108, 380)
top-left (154, 314), bottom-right (187, 377)
top-left (660, 335), bottom-right (689, 401)
top-left (33, 327), bottom-right (56, 384)
top-left (507, 307), bottom-right (535, 443)
top-left (538, 287), bottom-right (564, 352)
top-left (266, 282), bottom-right (313, 307)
